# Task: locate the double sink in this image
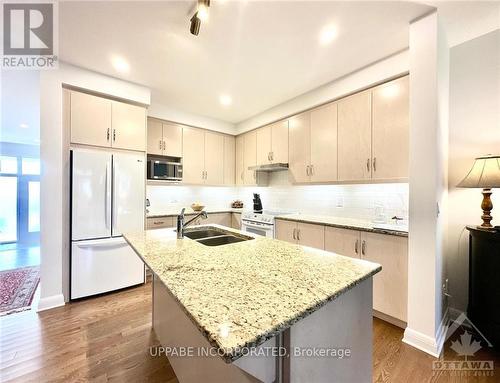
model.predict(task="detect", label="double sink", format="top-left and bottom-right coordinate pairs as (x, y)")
top-left (183, 227), bottom-right (254, 247)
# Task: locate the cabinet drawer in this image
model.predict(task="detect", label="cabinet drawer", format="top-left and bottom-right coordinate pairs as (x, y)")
top-left (146, 216), bottom-right (174, 229)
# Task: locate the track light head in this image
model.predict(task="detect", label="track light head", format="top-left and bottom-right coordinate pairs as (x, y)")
top-left (190, 13), bottom-right (201, 36)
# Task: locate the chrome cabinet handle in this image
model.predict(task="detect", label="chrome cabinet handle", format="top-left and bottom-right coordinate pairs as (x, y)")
top-left (163, 140), bottom-right (166, 151)
top-left (310, 165), bottom-right (314, 176)
top-left (297, 228), bottom-right (300, 241)
top-left (366, 158), bottom-right (370, 172)
top-left (268, 152), bottom-right (271, 161)
top-left (361, 240), bottom-right (366, 256)
top-left (159, 140), bottom-right (162, 150)
top-left (107, 128), bottom-right (110, 142)
top-left (355, 239), bottom-right (359, 254)
top-left (306, 165), bottom-right (310, 176)
top-left (270, 151), bottom-right (274, 161)
top-left (153, 221), bottom-right (165, 225)
top-left (113, 129), bottom-right (116, 142)
top-left (292, 228), bottom-right (296, 240)
top-left (373, 157), bottom-right (377, 172)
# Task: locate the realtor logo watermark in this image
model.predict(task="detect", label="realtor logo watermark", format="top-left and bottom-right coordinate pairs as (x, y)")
top-left (433, 313), bottom-right (494, 377)
top-left (1, 1), bottom-right (58, 68)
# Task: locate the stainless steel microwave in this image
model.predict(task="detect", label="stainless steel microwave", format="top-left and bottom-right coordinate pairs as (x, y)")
top-left (147, 156), bottom-right (182, 181)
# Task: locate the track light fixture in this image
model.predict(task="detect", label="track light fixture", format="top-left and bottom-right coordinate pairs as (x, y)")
top-left (190, 0), bottom-right (210, 36)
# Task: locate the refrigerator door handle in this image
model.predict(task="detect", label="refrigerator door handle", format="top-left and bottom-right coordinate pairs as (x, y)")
top-left (112, 159), bottom-right (117, 232)
top-left (105, 161), bottom-right (111, 230)
top-left (74, 240), bottom-right (128, 250)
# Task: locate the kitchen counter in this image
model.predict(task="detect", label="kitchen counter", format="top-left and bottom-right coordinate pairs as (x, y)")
top-left (275, 213), bottom-right (409, 237)
top-left (124, 225), bottom-right (381, 362)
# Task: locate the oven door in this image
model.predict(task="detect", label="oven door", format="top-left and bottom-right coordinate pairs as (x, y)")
top-left (241, 220), bottom-right (274, 238)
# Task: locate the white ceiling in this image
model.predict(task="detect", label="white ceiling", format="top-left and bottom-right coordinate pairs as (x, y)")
top-left (59, 1), bottom-right (433, 123)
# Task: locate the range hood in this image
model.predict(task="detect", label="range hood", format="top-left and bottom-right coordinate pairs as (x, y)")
top-left (248, 163), bottom-right (289, 172)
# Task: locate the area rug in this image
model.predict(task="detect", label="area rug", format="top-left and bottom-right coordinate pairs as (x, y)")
top-left (0, 266), bottom-right (39, 316)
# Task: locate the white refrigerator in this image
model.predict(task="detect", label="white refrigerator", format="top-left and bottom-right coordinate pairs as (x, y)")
top-left (70, 148), bottom-right (145, 299)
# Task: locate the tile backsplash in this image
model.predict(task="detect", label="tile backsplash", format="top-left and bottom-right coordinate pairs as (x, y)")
top-left (146, 172), bottom-right (408, 223)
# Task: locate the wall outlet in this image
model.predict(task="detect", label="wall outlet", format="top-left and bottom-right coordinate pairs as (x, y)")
top-left (336, 196), bottom-right (344, 208)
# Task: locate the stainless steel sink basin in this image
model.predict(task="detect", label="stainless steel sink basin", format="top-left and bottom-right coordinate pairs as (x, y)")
top-left (197, 235), bottom-right (249, 246)
top-left (184, 229), bottom-right (227, 240)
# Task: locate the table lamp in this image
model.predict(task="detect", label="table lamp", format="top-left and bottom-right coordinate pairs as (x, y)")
top-left (458, 155), bottom-right (500, 229)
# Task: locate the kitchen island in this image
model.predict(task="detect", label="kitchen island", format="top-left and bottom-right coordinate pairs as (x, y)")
top-left (124, 225), bottom-right (381, 383)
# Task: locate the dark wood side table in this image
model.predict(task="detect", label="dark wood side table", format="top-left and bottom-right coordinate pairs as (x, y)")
top-left (466, 226), bottom-right (500, 348)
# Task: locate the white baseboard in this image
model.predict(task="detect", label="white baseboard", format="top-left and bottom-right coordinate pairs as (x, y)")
top-left (402, 308), bottom-right (449, 358)
top-left (37, 294), bottom-right (65, 312)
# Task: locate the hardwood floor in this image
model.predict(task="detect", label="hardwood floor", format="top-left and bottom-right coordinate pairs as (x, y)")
top-left (1, 283), bottom-right (498, 382)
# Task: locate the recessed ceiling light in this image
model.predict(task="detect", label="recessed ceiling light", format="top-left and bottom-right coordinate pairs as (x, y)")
top-left (19, 123), bottom-right (29, 129)
top-left (319, 24), bottom-right (338, 45)
top-left (219, 94), bottom-right (232, 106)
top-left (111, 56), bottom-right (130, 74)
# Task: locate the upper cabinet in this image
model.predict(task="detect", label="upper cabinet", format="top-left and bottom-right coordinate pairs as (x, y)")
top-left (147, 119), bottom-right (183, 157)
top-left (111, 101), bottom-right (146, 152)
top-left (256, 120), bottom-right (289, 165)
top-left (181, 127), bottom-right (228, 186)
top-left (69, 90), bottom-right (146, 152)
top-left (338, 90), bottom-right (372, 181)
top-left (235, 135), bottom-right (245, 186)
top-left (182, 127), bottom-right (206, 184)
top-left (309, 103), bottom-right (338, 182)
top-left (243, 130), bottom-right (257, 185)
top-left (288, 111), bottom-right (311, 183)
top-left (223, 135), bottom-right (235, 186)
top-left (371, 76), bottom-right (409, 180)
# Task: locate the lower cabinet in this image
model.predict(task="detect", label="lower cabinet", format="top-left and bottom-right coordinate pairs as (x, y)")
top-left (360, 232), bottom-right (408, 323)
top-left (275, 220), bottom-right (325, 249)
top-left (278, 220), bottom-right (408, 325)
top-left (231, 213), bottom-right (242, 230)
top-left (205, 213), bottom-right (231, 227)
top-left (146, 216), bottom-right (174, 230)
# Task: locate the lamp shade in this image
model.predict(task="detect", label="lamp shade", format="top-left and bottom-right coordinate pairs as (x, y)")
top-left (458, 155), bottom-right (500, 188)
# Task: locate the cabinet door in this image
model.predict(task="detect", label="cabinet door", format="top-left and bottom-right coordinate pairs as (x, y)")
top-left (204, 132), bottom-right (224, 185)
top-left (361, 232), bottom-right (408, 322)
top-left (288, 112), bottom-right (310, 183)
top-left (338, 91), bottom-right (372, 181)
top-left (182, 127), bottom-right (205, 184)
top-left (271, 120), bottom-right (289, 164)
top-left (205, 213), bottom-right (231, 227)
top-left (324, 227), bottom-right (361, 258)
top-left (111, 101), bottom-right (146, 151)
top-left (275, 219), bottom-right (297, 244)
top-left (297, 222), bottom-right (324, 250)
top-left (224, 135), bottom-right (235, 185)
top-left (235, 135), bottom-right (245, 186)
top-left (243, 131), bottom-right (257, 185)
top-left (372, 76), bottom-right (409, 180)
top-left (231, 213), bottom-right (242, 229)
top-left (256, 125), bottom-right (272, 165)
top-left (310, 103), bottom-right (338, 182)
top-left (70, 91), bottom-right (111, 147)
top-left (147, 216), bottom-right (174, 230)
top-left (162, 122), bottom-right (183, 157)
top-left (147, 119), bottom-right (163, 155)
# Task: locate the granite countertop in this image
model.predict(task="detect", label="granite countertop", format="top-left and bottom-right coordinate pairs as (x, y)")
top-left (275, 213), bottom-right (409, 237)
top-left (147, 207), bottom-right (243, 218)
top-left (124, 225), bottom-right (381, 362)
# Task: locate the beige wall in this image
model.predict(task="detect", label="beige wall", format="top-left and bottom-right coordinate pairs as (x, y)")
top-left (446, 29), bottom-right (500, 313)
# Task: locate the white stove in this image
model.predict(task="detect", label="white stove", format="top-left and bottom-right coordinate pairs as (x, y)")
top-left (241, 210), bottom-right (291, 238)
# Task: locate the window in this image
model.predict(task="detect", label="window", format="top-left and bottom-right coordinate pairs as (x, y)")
top-left (0, 156), bottom-right (17, 174)
top-left (22, 158), bottom-right (40, 175)
top-left (0, 177), bottom-right (18, 242)
top-left (28, 181), bottom-right (40, 232)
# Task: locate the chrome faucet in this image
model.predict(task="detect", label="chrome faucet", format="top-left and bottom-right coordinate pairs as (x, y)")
top-left (176, 208), bottom-right (208, 239)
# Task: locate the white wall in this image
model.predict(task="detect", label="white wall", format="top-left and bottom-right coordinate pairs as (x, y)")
top-left (403, 12), bottom-right (449, 357)
top-left (148, 102), bottom-right (236, 135)
top-left (39, 62), bottom-right (151, 311)
top-left (446, 29), bottom-right (500, 313)
top-left (235, 50), bottom-right (409, 133)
